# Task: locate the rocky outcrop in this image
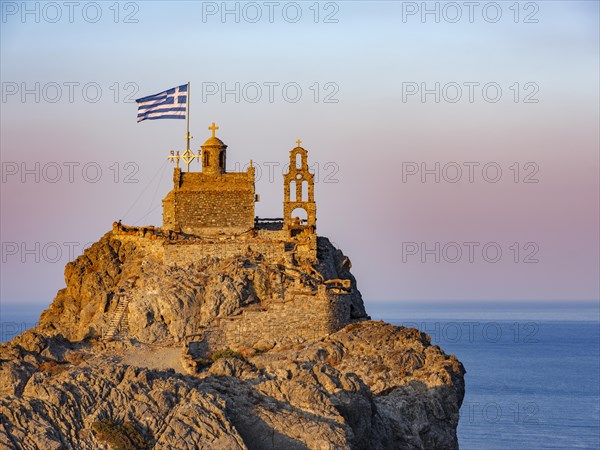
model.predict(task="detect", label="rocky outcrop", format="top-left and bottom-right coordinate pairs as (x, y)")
top-left (1, 231), bottom-right (465, 449)
top-left (0, 322), bottom-right (464, 449)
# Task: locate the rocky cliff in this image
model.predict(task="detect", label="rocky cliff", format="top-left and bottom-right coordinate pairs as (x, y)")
top-left (0, 231), bottom-right (465, 449)
top-left (35, 232), bottom-right (368, 345)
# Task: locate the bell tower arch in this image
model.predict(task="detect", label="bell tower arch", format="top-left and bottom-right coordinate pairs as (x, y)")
top-left (283, 140), bottom-right (316, 236)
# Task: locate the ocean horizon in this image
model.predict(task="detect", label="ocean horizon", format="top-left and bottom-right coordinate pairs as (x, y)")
top-left (369, 300), bottom-right (600, 450)
top-left (1, 300), bottom-right (599, 449)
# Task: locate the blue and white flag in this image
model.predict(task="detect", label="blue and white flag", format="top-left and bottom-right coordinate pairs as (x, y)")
top-left (136, 84), bottom-right (188, 122)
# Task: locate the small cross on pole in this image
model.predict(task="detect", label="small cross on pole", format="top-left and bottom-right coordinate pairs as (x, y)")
top-left (296, 139), bottom-right (302, 147)
top-left (168, 149), bottom-right (198, 172)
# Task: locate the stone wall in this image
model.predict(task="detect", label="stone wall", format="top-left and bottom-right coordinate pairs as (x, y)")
top-left (111, 234), bottom-right (165, 260)
top-left (162, 231), bottom-right (317, 266)
top-left (190, 287), bottom-right (353, 353)
top-left (163, 239), bottom-right (288, 266)
top-left (163, 167), bottom-right (255, 234)
top-left (111, 229), bottom-right (318, 267)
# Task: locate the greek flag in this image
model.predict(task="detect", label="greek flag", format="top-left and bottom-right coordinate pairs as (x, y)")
top-left (136, 84), bottom-right (187, 122)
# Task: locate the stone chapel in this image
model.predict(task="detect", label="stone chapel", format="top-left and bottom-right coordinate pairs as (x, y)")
top-left (161, 123), bottom-right (318, 260)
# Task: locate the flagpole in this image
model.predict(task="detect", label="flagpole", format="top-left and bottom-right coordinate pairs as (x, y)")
top-left (186, 81), bottom-right (191, 150)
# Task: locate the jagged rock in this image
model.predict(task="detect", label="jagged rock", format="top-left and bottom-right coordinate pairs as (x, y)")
top-left (0, 321), bottom-right (464, 449)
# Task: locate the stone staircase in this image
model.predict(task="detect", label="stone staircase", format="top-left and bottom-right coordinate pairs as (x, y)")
top-left (103, 294), bottom-right (130, 341)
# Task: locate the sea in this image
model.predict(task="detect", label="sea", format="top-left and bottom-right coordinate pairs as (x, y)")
top-left (1, 300), bottom-right (599, 450)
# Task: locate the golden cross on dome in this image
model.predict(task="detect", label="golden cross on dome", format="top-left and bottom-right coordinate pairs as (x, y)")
top-left (209, 122), bottom-right (219, 138)
top-left (296, 139), bottom-right (302, 147)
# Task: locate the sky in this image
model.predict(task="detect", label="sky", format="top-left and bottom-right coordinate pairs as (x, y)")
top-left (1, 1), bottom-right (599, 306)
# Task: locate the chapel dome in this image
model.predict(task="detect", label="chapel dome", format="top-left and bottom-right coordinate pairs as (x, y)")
top-left (202, 136), bottom-right (225, 147)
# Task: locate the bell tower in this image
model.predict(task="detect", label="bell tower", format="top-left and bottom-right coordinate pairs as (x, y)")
top-left (283, 140), bottom-right (316, 236)
top-left (201, 122), bottom-right (226, 174)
